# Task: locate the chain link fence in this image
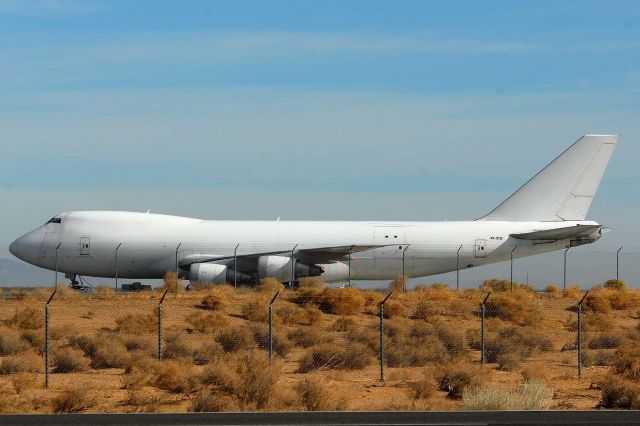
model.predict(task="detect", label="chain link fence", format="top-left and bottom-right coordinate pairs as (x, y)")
top-left (0, 253), bottom-right (639, 412)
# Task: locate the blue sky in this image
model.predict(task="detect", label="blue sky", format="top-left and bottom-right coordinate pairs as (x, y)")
top-left (1, 0), bottom-right (639, 287)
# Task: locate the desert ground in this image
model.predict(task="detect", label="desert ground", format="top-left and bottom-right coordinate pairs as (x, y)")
top-left (0, 275), bottom-right (639, 413)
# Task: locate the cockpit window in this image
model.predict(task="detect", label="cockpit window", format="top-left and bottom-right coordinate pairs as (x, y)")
top-left (45, 218), bottom-right (62, 225)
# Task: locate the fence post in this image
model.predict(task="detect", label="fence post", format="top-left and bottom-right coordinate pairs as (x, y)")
top-left (577, 291), bottom-right (588, 379)
top-left (268, 290), bottom-right (280, 363)
top-left (53, 242), bottom-right (62, 290)
top-left (563, 247), bottom-right (570, 291)
top-left (233, 243), bottom-right (239, 289)
top-left (510, 246), bottom-right (517, 291)
top-left (44, 288), bottom-right (57, 389)
top-left (480, 292), bottom-right (491, 365)
top-left (456, 245), bottom-right (462, 291)
top-left (114, 243), bottom-right (122, 292)
top-left (158, 288), bottom-right (169, 361)
top-left (379, 291), bottom-right (393, 382)
top-left (616, 246), bottom-right (622, 282)
top-left (348, 245), bottom-right (354, 287)
top-left (175, 243), bottom-right (182, 298)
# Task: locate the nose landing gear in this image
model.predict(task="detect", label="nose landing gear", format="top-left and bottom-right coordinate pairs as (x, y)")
top-left (65, 274), bottom-right (94, 292)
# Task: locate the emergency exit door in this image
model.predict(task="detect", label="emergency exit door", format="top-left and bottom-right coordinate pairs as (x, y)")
top-left (474, 239), bottom-right (487, 258)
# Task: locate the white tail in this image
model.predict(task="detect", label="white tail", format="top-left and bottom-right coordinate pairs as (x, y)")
top-left (480, 134), bottom-right (618, 222)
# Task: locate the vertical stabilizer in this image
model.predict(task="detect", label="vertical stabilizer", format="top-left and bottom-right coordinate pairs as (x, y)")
top-left (480, 134), bottom-right (618, 222)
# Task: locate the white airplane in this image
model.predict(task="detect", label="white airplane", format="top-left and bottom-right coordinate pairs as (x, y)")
top-left (10, 135), bottom-right (617, 287)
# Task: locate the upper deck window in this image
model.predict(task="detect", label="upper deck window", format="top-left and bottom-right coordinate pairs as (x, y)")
top-left (45, 218), bottom-right (62, 225)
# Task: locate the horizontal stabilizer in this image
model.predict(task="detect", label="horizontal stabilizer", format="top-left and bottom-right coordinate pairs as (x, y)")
top-left (511, 224), bottom-right (601, 241)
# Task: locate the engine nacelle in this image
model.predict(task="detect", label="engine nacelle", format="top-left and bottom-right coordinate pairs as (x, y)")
top-left (257, 255), bottom-right (322, 282)
top-left (189, 263), bottom-right (251, 284)
top-left (317, 262), bottom-right (350, 283)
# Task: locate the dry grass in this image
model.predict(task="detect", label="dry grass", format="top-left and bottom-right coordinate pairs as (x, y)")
top-left (52, 348), bottom-right (90, 373)
top-left (275, 303), bottom-right (309, 325)
top-left (389, 275), bottom-right (408, 293)
top-left (234, 351), bottom-right (281, 409)
top-left (114, 311), bottom-right (157, 334)
top-left (600, 375), bottom-right (640, 409)
top-left (51, 385), bottom-right (96, 413)
top-left (153, 360), bottom-right (197, 393)
top-left (0, 352), bottom-right (42, 374)
top-left (288, 327), bottom-right (322, 348)
top-left (186, 311), bottom-right (229, 333)
top-left (409, 370), bottom-right (435, 400)
top-left (297, 342), bottom-right (371, 373)
top-left (242, 300), bottom-right (269, 322)
top-left (216, 327), bottom-right (254, 353)
top-left (313, 288), bottom-right (365, 315)
top-left (190, 387), bottom-right (238, 412)
top-left (256, 277), bottom-right (285, 295)
top-left (296, 377), bottom-right (336, 411)
top-left (0, 331), bottom-right (30, 355)
top-left (329, 317), bottom-right (359, 333)
top-left (251, 324), bottom-right (292, 357)
top-left (199, 290), bottom-right (227, 311)
top-left (437, 364), bottom-right (483, 399)
top-left (463, 380), bottom-right (553, 410)
top-left (7, 307), bottom-right (44, 330)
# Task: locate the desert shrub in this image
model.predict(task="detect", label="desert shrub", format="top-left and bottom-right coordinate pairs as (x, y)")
top-left (484, 292), bottom-right (536, 325)
top-left (69, 334), bottom-right (131, 369)
top-left (235, 351), bottom-right (280, 409)
top-left (481, 279), bottom-right (512, 292)
top-left (330, 317), bottom-right (359, 333)
top-left (7, 308), bottom-right (43, 330)
top-left (409, 371), bottom-right (435, 400)
top-left (53, 348), bottom-right (90, 373)
top-left (200, 361), bottom-right (238, 394)
top-left (288, 327), bottom-right (322, 348)
top-left (296, 377), bottom-right (334, 411)
top-left (20, 331), bottom-right (44, 354)
top-left (545, 284), bottom-right (561, 296)
top-left (412, 300), bottom-right (436, 320)
top-left (199, 291), bottom-right (227, 311)
top-left (563, 285), bottom-right (583, 299)
top-left (496, 351), bottom-right (523, 371)
top-left (52, 386), bottom-right (96, 413)
top-left (123, 389), bottom-right (164, 412)
top-left (521, 365), bottom-right (550, 383)
top-left (382, 300), bottom-right (406, 319)
top-left (190, 387), bottom-right (238, 412)
top-left (297, 343), bottom-right (371, 373)
top-left (304, 305), bottom-right (324, 325)
top-left (437, 364), bottom-right (483, 399)
top-left (436, 327), bottom-right (465, 357)
top-left (389, 275), bottom-right (408, 293)
top-left (0, 352), bottom-right (42, 374)
top-left (614, 340), bottom-right (640, 380)
top-left (385, 336), bottom-right (449, 367)
top-left (93, 285), bottom-right (115, 299)
top-left (584, 292), bottom-right (611, 313)
top-left (193, 341), bottom-right (224, 365)
top-left (275, 303), bottom-right (308, 325)
top-left (600, 375), bottom-right (640, 409)
top-left (567, 313), bottom-right (614, 333)
top-left (588, 334), bottom-right (622, 349)
top-left (463, 380), bottom-right (553, 411)
top-left (313, 288), bottom-right (365, 316)
top-left (242, 300), bottom-right (268, 322)
top-left (256, 277), bottom-right (285, 294)
top-left (251, 324), bottom-right (292, 358)
top-left (122, 335), bottom-right (153, 352)
top-left (604, 279), bottom-right (627, 291)
top-left (114, 312), bottom-right (156, 334)
top-left (608, 290), bottom-right (638, 311)
top-left (163, 331), bottom-right (195, 359)
top-left (0, 331), bottom-right (30, 355)
top-left (121, 366), bottom-right (153, 391)
top-left (153, 360), bottom-right (196, 393)
top-left (356, 292), bottom-right (379, 311)
top-left (216, 327), bottom-right (253, 353)
top-left (347, 327), bottom-right (379, 353)
top-left (582, 349), bottom-right (617, 367)
top-left (297, 277), bottom-right (326, 299)
top-left (186, 311), bottom-right (229, 333)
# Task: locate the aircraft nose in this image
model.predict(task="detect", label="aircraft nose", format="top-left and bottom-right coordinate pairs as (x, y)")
top-left (9, 239), bottom-right (19, 257)
top-left (9, 230), bottom-right (44, 265)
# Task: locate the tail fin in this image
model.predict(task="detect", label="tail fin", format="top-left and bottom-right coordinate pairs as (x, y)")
top-left (480, 134), bottom-right (618, 222)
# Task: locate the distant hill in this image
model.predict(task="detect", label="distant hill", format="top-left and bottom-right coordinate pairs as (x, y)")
top-left (0, 258), bottom-right (53, 287)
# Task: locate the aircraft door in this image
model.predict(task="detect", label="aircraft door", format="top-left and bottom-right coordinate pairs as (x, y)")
top-left (79, 236), bottom-right (91, 256)
top-left (474, 239), bottom-right (487, 258)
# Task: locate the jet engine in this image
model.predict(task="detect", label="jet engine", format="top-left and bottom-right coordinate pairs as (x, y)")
top-left (257, 255), bottom-right (322, 282)
top-left (189, 263), bottom-right (251, 284)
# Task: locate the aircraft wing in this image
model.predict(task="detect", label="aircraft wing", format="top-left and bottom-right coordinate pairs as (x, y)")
top-left (510, 224), bottom-right (601, 241)
top-left (179, 244), bottom-right (385, 268)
